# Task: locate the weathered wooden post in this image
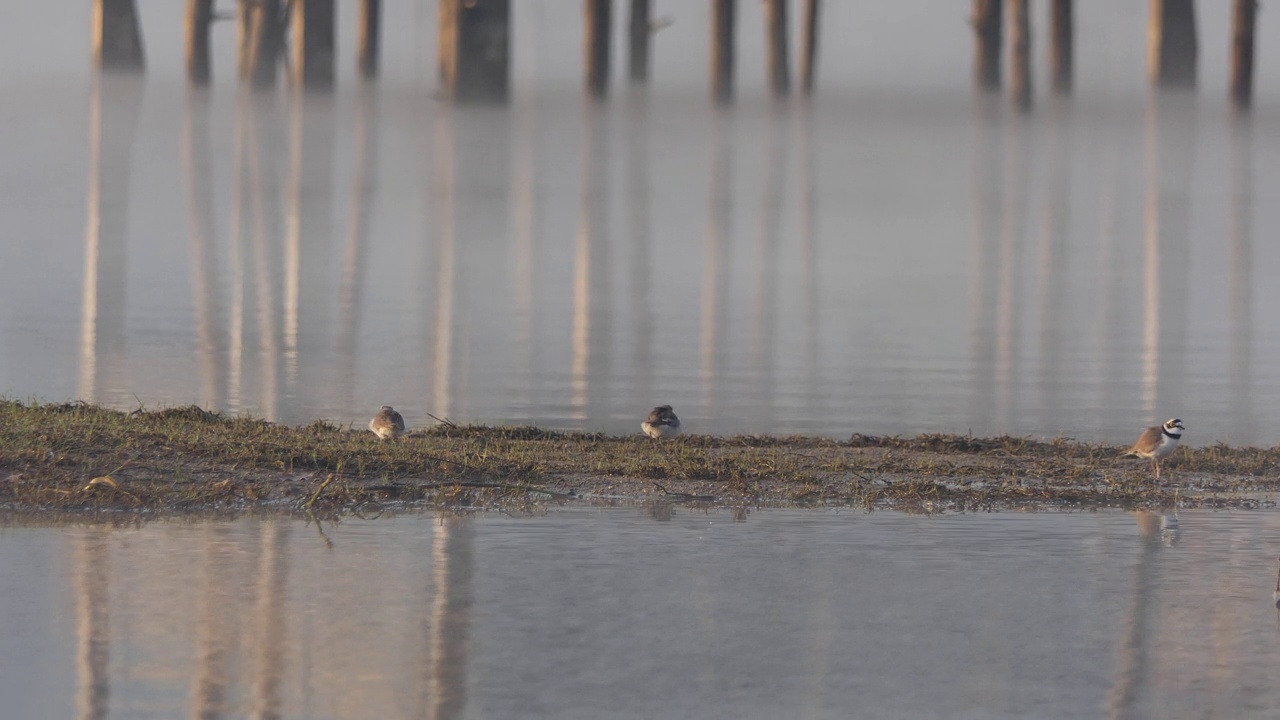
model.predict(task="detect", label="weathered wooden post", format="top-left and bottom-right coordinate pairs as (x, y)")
top-left (242, 0), bottom-right (285, 88)
top-left (800, 0), bottom-right (820, 95)
top-left (358, 0), bottom-right (381, 78)
top-left (1050, 0), bottom-right (1072, 94)
top-left (629, 0), bottom-right (650, 83)
top-left (186, 0), bottom-right (213, 84)
top-left (766, 0), bottom-right (790, 96)
top-left (439, 0), bottom-right (511, 101)
top-left (238, 0), bottom-right (252, 75)
top-left (586, 0), bottom-right (612, 98)
top-left (1010, 0), bottom-right (1031, 111)
top-left (93, 0), bottom-right (146, 72)
top-left (293, 0), bottom-right (335, 89)
top-left (972, 0), bottom-right (1002, 90)
top-left (712, 0), bottom-right (736, 104)
top-left (1231, 0), bottom-right (1257, 109)
top-left (1149, 0), bottom-right (1198, 89)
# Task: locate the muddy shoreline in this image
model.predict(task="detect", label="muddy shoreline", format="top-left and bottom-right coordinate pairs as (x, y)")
top-left (2, 401), bottom-right (1279, 515)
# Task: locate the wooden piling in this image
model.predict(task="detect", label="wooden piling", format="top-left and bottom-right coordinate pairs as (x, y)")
top-left (1231, 0), bottom-right (1257, 109)
top-left (358, 0), bottom-right (382, 79)
top-left (93, 0), bottom-right (146, 72)
top-left (800, 0), bottom-right (820, 95)
top-left (438, 0), bottom-right (511, 102)
top-left (238, 0), bottom-right (253, 76)
top-left (243, 0), bottom-right (285, 88)
top-left (972, 0), bottom-right (1002, 91)
top-left (437, 0), bottom-right (451, 85)
top-left (1050, 0), bottom-right (1072, 94)
top-left (628, 0), bottom-right (650, 83)
top-left (186, 0), bottom-right (213, 84)
top-left (292, 0), bottom-right (336, 89)
top-left (586, 0), bottom-right (612, 98)
top-left (712, 0), bottom-right (736, 104)
top-left (1009, 0), bottom-right (1031, 111)
top-left (766, 0), bottom-right (790, 96)
top-left (1149, 0), bottom-right (1198, 89)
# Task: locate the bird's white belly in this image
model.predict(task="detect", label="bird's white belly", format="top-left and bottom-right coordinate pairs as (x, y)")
top-left (1150, 435), bottom-right (1178, 458)
top-left (642, 422), bottom-right (680, 439)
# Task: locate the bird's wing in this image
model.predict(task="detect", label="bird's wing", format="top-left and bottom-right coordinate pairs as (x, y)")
top-left (1129, 425), bottom-right (1162, 454)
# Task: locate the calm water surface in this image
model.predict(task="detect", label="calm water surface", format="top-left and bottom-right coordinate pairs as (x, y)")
top-left (3, 507), bottom-right (1280, 719)
top-left (3, 4), bottom-right (1280, 443)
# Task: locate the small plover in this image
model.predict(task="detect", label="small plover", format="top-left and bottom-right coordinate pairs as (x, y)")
top-left (641, 405), bottom-right (681, 439)
top-left (369, 405), bottom-right (406, 440)
top-left (1121, 418), bottom-right (1184, 479)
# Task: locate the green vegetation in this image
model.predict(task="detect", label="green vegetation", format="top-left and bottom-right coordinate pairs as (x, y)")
top-left (1, 400), bottom-right (1277, 515)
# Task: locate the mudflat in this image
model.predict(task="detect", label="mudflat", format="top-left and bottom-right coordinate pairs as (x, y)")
top-left (2, 400), bottom-right (1277, 514)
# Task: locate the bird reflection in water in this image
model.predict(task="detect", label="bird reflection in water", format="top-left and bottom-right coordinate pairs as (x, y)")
top-left (1273, 558), bottom-right (1280, 614)
top-left (646, 502), bottom-right (674, 522)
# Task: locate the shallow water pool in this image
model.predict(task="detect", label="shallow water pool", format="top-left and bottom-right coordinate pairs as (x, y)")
top-left (3, 506), bottom-right (1279, 719)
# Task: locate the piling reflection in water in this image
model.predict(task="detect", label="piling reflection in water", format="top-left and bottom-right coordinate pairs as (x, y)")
top-left (334, 85), bottom-right (378, 415)
top-left (1142, 93), bottom-right (1195, 424)
top-left (422, 519), bottom-right (474, 720)
top-left (430, 105), bottom-right (460, 423)
top-left (1106, 510), bottom-right (1167, 718)
top-left (191, 523), bottom-right (235, 719)
top-left (183, 88), bottom-right (224, 411)
top-left (572, 102), bottom-right (613, 422)
top-left (428, 103), bottom-right (513, 424)
top-left (968, 95), bottom-right (1002, 432)
top-left (996, 101), bottom-right (1028, 430)
top-left (750, 107), bottom-right (786, 431)
top-left (285, 90), bottom-right (337, 397)
top-left (80, 74), bottom-right (142, 406)
top-left (701, 109), bottom-right (732, 421)
top-left (1227, 114), bottom-right (1254, 441)
top-left (242, 90), bottom-right (285, 423)
top-left (509, 83), bottom-right (539, 418)
top-left (796, 102), bottom-right (821, 425)
top-left (249, 519), bottom-right (289, 719)
top-left (53, 81), bottom-right (1280, 442)
top-left (17, 511), bottom-right (1280, 717)
top-left (59, 516), bottom-right (476, 719)
top-left (74, 530), bottom-right (111, 720)
top-left (624, 92), bottom-right (654, 417)
top-left (961, 90), bottom-right (1212, 442)
top-left (1036, 102), bottom-right (1069, 433)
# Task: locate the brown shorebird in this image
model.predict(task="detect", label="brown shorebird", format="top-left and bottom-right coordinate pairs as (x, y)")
top-left (369, 405), bottom-right (406, 440)
top-left (641, 405), bottom-right (681, 439)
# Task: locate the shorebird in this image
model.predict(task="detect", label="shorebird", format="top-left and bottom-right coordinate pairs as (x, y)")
top-left (369, 405), bottom-right (406, 440)
top-left (1121, 418), bottom-right (1184, 479)
top-left (641, 405), bottom-right (681, 439)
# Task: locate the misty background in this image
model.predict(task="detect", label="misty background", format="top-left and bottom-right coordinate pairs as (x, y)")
top-left (2, 2), bottom-right (1279, 444)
